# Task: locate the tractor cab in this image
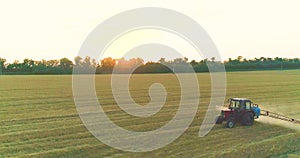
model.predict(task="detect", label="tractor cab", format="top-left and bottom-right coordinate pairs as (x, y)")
top-left (229, 98), bottom-right (252, 110)
top-left (216, 98), bottom-right (261, 128)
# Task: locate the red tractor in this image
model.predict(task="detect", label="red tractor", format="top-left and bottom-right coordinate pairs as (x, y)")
top-left (216, 98), bottom-right (261, 128)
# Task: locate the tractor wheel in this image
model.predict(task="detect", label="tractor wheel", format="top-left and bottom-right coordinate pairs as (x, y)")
top-left (242, 113), bottom-right (254, 126)
top-left (226, 118), bottom-right (235, 128)
top-left (216, 116), bottom-right (223, 124)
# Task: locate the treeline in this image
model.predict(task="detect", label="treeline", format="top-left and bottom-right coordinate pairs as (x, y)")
top-left (0, 56), bottom-right (299, 75)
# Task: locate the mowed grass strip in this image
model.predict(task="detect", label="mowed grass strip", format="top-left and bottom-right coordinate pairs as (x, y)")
top-left (0, 70), bottom-right (299, 157)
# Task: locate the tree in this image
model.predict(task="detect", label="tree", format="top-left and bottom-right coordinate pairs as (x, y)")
top-left (0, 58), bottom-right (6, 74)
top-left (23, 58), bottom-right (34, 67)
top-left (83, 56), bottom-right (91, 66)
top-left (190, 60), bottom-right (197, 66)
top-left (211, 57), bottom-right (216, 62)
top-left (33, 60), bottom-right (47, 74)
top-left (59, 58), bottom-right (73, 69)
top-left (0, 56), bottom-right (299, 74)
top-left (74, 56), bottom-right (83, 66)
top-left (129, 57), bottom-right (144, 66)
top-left (91, 59), bottom-right (97, 67)
top-left (158, 58), bottom-right (166, 64)
top-left (183, 57), bottom-right (188, 63)
top-left (259, 57), bottom-right (265, 62)
top-left (203, 58), bottom-right (208, 63)
top-left (98, 57), bottom-right (116, 73)
top-left (22, 58), bottom-right (34, 72)
top-left (101, 57), bottom-right (116, 68)
top-left (237, 56), bottom-right (243, 62)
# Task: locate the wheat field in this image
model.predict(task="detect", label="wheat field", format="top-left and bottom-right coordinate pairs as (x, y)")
top-left (1, 70), bottom-right (300, 157)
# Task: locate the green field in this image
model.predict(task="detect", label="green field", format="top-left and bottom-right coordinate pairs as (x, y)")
top-left (1, 70), bottom-right (300, 157)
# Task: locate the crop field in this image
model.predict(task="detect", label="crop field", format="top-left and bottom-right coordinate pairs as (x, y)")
top-left (1, 70), bottom-right (300, 157)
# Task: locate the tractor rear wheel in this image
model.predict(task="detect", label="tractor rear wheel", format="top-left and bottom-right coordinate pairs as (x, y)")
top-left (226, 118), bottom-right (235, 128)
top-left (216, 116), bottom-right (223, 124)
top-left (242, 113), bottom-right (254, 126)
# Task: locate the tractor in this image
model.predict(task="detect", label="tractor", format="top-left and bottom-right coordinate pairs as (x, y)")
top-left (216, 98), bottom-right (261, 128)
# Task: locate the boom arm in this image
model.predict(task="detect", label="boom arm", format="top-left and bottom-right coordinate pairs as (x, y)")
top-left (260, 109), bottom-right (300, 125)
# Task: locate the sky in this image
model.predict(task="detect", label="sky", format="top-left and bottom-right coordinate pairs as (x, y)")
top-left (0, 0), bottom-right (300, 63)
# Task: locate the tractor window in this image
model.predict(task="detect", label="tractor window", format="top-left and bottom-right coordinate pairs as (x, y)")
top-left (230, 100), bottom-right (240, 108)
top-left (245, 101), bottom-right (251, 110)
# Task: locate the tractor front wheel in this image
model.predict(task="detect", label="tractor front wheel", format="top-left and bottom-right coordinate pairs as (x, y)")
top-left (226, 118), bottom-right (235, 128)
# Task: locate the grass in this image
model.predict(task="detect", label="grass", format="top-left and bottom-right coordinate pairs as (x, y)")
top-left (0, 70), bottom-right (300, 157)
